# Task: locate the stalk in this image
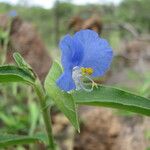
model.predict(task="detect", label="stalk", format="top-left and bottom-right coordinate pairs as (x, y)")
top-left (34, 79), bottom-right (55, 150)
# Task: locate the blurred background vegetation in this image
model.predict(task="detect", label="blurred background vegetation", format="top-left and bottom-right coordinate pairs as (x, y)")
top-left (0, 0), bottom-right (149, 48)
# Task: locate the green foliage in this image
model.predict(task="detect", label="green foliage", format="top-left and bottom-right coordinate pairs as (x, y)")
top-left (116, 0), bottom-right (150, 32)
top-left (0, 0), bottom-right (149, 48)
top-left (13, 52), bottom-right (36, 79)
top-left (44, 61), bottom-right (80, 131)
top-left (13, 52), bottom-right (31, 69)
top-left (0, 133), bottom-right (44, 148)
top-left (138, 73), bottom-right (150, 98)
top-left (73, 85), bottom-right (150, 116)
top-left (0, 28), bottom-right (8, 40)
top-left (0, 53), bottom-right (55, 148)
top-left (0, 48), bottom-right (36, 85)
top-left (54, 1), bottom-right (74, 18)
top-left (0, 65), bottom-right (35, 84)
top-left (0, 83), bottom-right (35, 133)
top-left (0, 53), bottom-right (40, 144)
top-left (0, 24), bottom-right (10, 64)
top-left (29, 101), bottom-right (40, 135)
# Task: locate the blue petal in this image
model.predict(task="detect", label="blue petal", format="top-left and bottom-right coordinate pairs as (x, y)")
top-left (56, 70), bottom-right (76, 91)
top-left (74, 29), bottom-right (99, 45)
top-left (59, 35), bottom-right (74, 70)
top-left (59, 34), bottom-right (84, 71)
top-left (58, 34), bottom-right (84, 91)
top-left (74, 29), bottom-right (113, 77)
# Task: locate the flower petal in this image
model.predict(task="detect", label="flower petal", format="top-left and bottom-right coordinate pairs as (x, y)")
top-left (56, 70), bottom-right (76, 91)
top-left (57, 29), bottom-right (113, 92)
top-left (74, 29), bottom-right (113, 77)
top-left (74, 29), bottom-right (99, 45)
top-left (59, 35), bottom-right (74, 70)
top-left (59, 34), bottom-right (84, 71)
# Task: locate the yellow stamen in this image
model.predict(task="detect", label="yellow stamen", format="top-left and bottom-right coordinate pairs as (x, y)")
top-left (86, 68), bottom-right (93, 75)
top-left (81, 67), bottom-right (86, 75)
top-left (81, 67), bottom-right (93, 75)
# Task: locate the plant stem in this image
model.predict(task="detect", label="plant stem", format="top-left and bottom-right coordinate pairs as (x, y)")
top-left (34, 80), bottom-right (55, 150)
top-left (1, 19), bottom-right (11, 64)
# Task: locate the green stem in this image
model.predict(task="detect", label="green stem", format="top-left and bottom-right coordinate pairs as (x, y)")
top-left (2, 19), bottom-right (12, 64)
top-left (34, 80), bottom-right (55, 150)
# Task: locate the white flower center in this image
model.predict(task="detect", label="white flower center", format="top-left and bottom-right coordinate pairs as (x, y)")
top-left (72, 66), bottom-right (98, 92)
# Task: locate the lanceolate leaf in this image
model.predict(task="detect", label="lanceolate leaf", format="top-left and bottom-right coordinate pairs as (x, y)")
top-left (13, 52), bottom-right (30, 68)
top-left (0, 133), bottom-right (44, 148)
top-left (44, 61), bottom-right (79, 131)
top-left (0, 65), bottom-right (35, 84)
top-left (73, 85), bottom-right (150, 116)
top-left (13, 52), bottom-right (36, 79)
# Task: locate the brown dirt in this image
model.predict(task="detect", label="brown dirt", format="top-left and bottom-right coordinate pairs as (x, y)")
top-left (0, 15), bottom-right (51, 82)
top-left (74, 107), bottom-right (120, 150)
top-left (68, 15), bottom-right (103, 34)
top-left (73, 107), bottom-right (150, 150)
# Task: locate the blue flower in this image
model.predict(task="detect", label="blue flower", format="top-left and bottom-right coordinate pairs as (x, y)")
top-left (56, 29), bottom-right (113, 92)
top-left (8, 10), bottom-right (17, 17)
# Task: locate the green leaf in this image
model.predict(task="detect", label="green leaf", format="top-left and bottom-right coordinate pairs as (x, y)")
top-left (0, 65), bottom-right (35, 84)
top-left (73, 85), bottom-right (150, 116)
top-left (13, 52), bottom-right (31, 69)
top-left (29, 101), bottom-right (40, 135)
top-left (0, 133), bottom-right (44, 148)
top-left (44, 61), bottom-right (79, 131)
top-left (13, 52), bottom-right (36, 79)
